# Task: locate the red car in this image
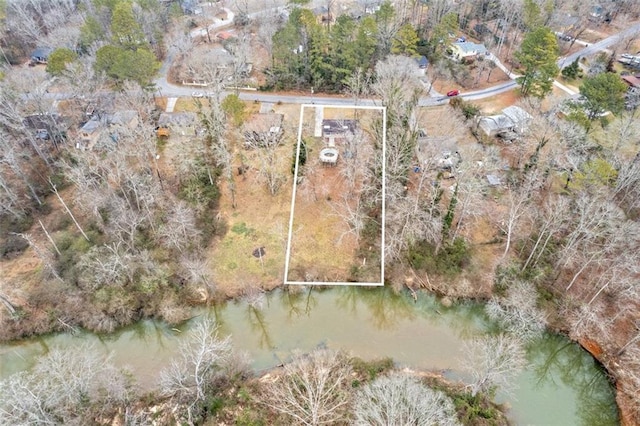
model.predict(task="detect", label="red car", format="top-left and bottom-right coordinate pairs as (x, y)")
top-left (446, 89), bottom-right (460, 97)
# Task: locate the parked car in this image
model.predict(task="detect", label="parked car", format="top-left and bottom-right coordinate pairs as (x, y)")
top-left (192, 91), bottom-right (204, 98)
top-left (446, 89), bottom-right (460, 97)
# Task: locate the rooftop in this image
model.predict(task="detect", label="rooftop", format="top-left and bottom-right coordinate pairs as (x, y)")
top-left (321, 119), bottom-right (358, 136)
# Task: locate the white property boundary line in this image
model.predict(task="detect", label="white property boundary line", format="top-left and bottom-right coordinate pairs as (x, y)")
top-left (284, 104), bottom-right (387, 286)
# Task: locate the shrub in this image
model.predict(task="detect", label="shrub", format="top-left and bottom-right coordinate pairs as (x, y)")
top-left (0, 234), bottom-right (30, 259)
top-left (408, 238), bottom-right (470, 276)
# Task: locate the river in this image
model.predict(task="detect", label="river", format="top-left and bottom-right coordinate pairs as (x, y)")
top-left (0, 287), bottom-right (619, 425)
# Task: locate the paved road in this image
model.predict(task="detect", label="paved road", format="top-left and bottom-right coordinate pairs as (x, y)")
top-left (558, 22), bottom-right (640, 68)
top-left (157, 20), bottom-right (639, 106)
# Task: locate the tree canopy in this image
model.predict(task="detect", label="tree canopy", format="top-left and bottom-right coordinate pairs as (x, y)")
top-left (514, 27), bottom-right (559, 98)
top-left (92, 0), bottom-right (160, 87)
top-left (579, 72), bottom-right (629, 119)
top-left (46, 48), bottom-right (77, 76)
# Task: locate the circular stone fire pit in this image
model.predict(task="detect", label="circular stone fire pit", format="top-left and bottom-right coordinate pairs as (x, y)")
top-left (319, 147), bottom-right (339, 165)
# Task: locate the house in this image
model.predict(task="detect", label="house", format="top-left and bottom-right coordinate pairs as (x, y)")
top-left (77, 110), bottom-right (139, 150)
top-left (30, 47), bottom-right (53, 65)
top-left (156, 112), bottom-right (198, 137)
top-left (181, 0), bottom-right (202, 14)
top-left (449, 41), bottom-right (487, 62)
top-left (158, 112), bottom-right (197, 130)
top-left (621, 75), bottom-right (640, 110)
top-left (217, 31), bottom-right (235, 42)
top-left (313, 6), bottom-right (334, 25)
top-left (357, 0), bottom-right (384, 14)
top-left (243, 113), bottom-right (284, 148)
top-left (321, 119), bottom-right (357, 146)
top-left (22, 113), bottom-right (67, 145)
top-left (477, 106), bottom-right (531, 138)
top-left (501, 106), bottom-right (531, 134)
top-left (621, 74), bottom-right (640, 89)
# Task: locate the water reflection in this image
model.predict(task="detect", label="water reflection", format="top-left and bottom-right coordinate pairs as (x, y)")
top-left (336, 286), bottom-right (416, 329)
top-left (0, 287), bottom-right (619, 426)
top-left (526, 335), bottom-right (619, 426)
top-left (280, 286), bottom-right (318, 318)
top-left (246, 305), bottom-right (274, 350)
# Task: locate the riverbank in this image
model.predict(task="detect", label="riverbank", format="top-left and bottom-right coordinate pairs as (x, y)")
top-left (0, 287), bottom-right (619, 425)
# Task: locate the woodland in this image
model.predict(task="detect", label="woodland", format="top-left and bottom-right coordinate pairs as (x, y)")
top-left (1, 0), bottom-right (640, 424)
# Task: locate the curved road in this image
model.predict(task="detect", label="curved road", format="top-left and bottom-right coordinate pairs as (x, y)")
top-left (153, 17), bottom-right (640, 107)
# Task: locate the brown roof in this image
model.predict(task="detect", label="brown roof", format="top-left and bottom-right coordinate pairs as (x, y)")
top-left (622, 75), bottom-right (640, 88)
top-left (217, 31), bottom-right (235, 41)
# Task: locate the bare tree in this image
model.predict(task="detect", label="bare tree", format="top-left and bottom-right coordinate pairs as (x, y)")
top-left (463, 334), bottom-right (527, 397)
top-left (0, 343), bottom-right (134, 425)
top-left (262, 349), bottom-right (352, 425)
top-left (158, 201), bottom-right (202, 253)
top-left (486, 281), bottom-right (548, 342)
top-left (160, 318), bottom-right (237, 423)
top-left (353, 374), bottom-right (460, 426)
top-left (243, 114), bottom-right (286, 195)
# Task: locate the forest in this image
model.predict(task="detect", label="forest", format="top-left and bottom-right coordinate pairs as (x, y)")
top-left (1, 0), bottom-right (640, 424)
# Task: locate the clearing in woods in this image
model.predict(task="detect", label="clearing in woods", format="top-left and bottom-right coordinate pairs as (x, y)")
top-left (285, 105), bottom-right (386, 286)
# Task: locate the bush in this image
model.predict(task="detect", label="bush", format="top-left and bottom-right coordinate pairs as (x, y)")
top-left (351, 357), bottom-right (394, 381)
top-left (408, 238), bottom-right (470, 276)
top-left (291, 139), bottom-right (307, 175)
top-left (0, 234), bottom-right (30, 259)
top-left (449, 97), bottom-right (481, 119)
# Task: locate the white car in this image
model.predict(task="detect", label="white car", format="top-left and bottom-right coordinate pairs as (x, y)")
top-left (191, 91), bottom-right (204, 98)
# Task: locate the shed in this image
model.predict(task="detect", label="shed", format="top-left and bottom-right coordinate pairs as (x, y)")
top-left (416, 56), bottom-right (429, 69)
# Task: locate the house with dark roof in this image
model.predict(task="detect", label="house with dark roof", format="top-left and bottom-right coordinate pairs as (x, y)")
top-left (30, 47), bottom-right (53, 65)
top-left (77, 110), bottom-right (139, 150)
top-left (23, 113), bottom-right (68, 145)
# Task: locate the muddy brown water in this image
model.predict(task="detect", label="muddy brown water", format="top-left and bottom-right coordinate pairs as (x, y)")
top-left (0, 287), bottom-right (618, 425)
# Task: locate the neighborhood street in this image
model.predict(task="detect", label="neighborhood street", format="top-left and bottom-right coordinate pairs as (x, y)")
top-left (153, 20), bottom-right (640, 107)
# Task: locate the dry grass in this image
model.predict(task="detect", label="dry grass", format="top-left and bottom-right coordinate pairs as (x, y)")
top-left (468, 90), bottom-right (521, 114)
top-left (207, 145), bottom-right (292, 295)
top-left (287, 152), bottom-right (362, 282)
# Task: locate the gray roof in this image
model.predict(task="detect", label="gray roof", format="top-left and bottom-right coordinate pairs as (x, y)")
top-left (31, 47), bottom-right (52, 59)
top-left (158, 112), bottom-right (197, 127)
top-left (502, 106), bottom-right (531, 126)
top-left (478, 114), bottom-right (513, 132)
top-left (81, 118), bottom-right (101, 134)
top-left (478, 106), bottom-right (531, 136)
top-left (486, 175), bottom-right (502, 186)
top-left (109, 110), bottom-right (137, 126)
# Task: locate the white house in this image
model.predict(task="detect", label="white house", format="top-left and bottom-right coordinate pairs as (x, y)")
top-left (477, 106), bottom-right (531, 138)
top-left (449, 41), bottom-right (487, 62)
